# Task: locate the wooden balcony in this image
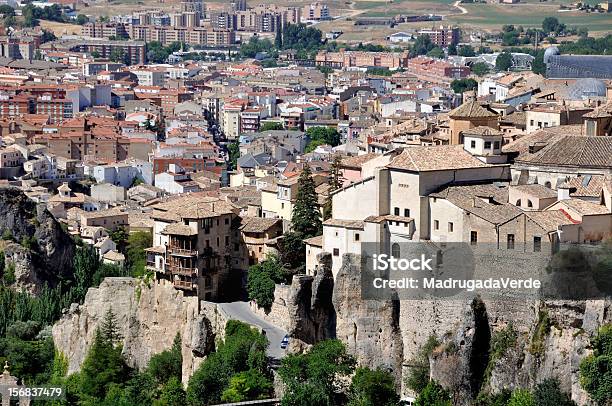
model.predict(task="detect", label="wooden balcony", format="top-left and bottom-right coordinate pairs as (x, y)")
top-left (168, 265), bottom-right (198, 276)
top-left (168, 247), bottom-right (198, 257)
top-left (173, 279), bottom-right (196, 291)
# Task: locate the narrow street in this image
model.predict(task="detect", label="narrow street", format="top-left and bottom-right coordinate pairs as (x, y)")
top-left (218, 301), bottom-right (288, 362)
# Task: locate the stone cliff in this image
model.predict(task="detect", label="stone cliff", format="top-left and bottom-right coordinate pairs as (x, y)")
top-left (52, 278), bottom-right (228, 383)
top-left (0, 187), bottom-right (75, 293)
top-left (270, 253), bottom-right (611, 404)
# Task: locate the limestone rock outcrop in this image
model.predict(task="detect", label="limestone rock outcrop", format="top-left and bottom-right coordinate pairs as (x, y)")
top-left (333, 254), bottom-right (404, 381)
top-left (0, 187), bottom-right (75, 293)
top-left (52, 277), bottom-right (222, 383)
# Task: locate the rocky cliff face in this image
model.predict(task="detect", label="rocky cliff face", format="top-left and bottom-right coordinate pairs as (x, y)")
top-left (280, 253), bottom-right (611, 405)
top-left (0, 187), bottom-right (75, 293)
top-left (52, 278), bottom-right (225, 383)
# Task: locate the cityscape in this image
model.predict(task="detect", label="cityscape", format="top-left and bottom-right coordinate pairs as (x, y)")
top-left (0, 0), bottom-right (610, 404)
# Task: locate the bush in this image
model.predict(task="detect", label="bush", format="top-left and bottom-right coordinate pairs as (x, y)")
top-left (415, 380), bottom-right (451, 406)
top-left (406, 336), bottom-right (439, 393)
top-left (534, 378), bottom-right (576, 406)
top-left (579, 323), bottom-right (612, 404)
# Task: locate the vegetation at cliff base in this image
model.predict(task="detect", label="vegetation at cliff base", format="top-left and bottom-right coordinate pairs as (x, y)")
top-left (579, 323), bottom-right (612, 405)
top-left (187, 320), bottom-right (272, 405)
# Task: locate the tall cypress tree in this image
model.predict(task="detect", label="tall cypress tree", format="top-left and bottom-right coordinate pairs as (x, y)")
top-left (291, 164), bottom-right (322, 238)
top-left (275, 23), bottom-right (282, 49)
top-left (323, 155), bottom-right (342, 220)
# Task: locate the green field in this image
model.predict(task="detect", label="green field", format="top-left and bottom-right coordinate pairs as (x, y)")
top-left (448, 3), bottom-right (612, 32)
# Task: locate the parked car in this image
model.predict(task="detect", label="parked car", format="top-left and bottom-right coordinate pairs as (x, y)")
top-left (280, 335), bottom-right (289, 349)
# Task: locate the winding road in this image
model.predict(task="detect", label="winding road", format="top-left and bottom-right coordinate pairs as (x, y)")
top-left (218, 301), bottom-right (288, 361)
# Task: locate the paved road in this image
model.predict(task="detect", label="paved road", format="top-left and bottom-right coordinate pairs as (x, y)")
top-left (218, 301), bottom-right (288, 361)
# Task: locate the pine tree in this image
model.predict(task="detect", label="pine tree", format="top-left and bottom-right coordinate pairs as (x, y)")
top-left (291, 164), bottom-right (322, 238)
top-left (323, 155), bottom-right (343, 220)
top-left (275, 23), bottom-right (282, 49)
top-left (101, 307), bottom-right (123, 345)
top-left (80, 327), bottom-right (130, 400)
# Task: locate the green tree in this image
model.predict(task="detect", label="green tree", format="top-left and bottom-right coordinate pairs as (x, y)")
top-left (73, 245), bottom-right (100, 301)
top-left (531, 50), bottom-right (546, 75)
top-left (323, 155), bottom-right (343, 220)
top-left (260, 122), bottom-right (284, 132)
top-left (427, 47), bottom-right (445, 59)
top-left (306, 127), bottom-right (341, 149)
top-left (101, 307), bottom-right (122, 344)
top-left (76, 14), bottom-right (89, 25)
top-left (91, 50), bottom-right (101, 59)
top-left (187, 320), bottom-right (270, 405)
top-left (3, 15), bottom-right (15, 28)
top-left (157, 376), bottom-right (186, 406)
top-left (275, 23), bottom-right (283, 49)
top-left (148, 333), bottom-right (182, 386)
top-left (279, 339), bottom-right (357, 406)
top-left (495, 52), bottom-right (513, 72)
top-left (534, 378), bottom-right (576, 406)
top-left (471, 62), bottom-right (490, 76)
top-left (348, 367), bottom-right (399, 406)
top-left (579, 323), bottom-right (612, 405)
top-left (227, 140), bottom-right (240, 170)
top-left (415, 380), bottom-right (451, 406)
top-left (282, 23), bottom-right (322, 50)
top-left (507, 389), bottom-right (535, 406)
top-left (79, 328), bottom-right (131, 401)
top-left (278, 231), bottom-right (306, 270)
top-left (542, 17), bottom-right (560, 34)
top-left (447, 43), bottom-right (457, 56)
top-left (221, 369), bottom-right (274, 402)
top-left (0, 5), bottom-right (15, 16)
top-left (291, 164), bottom-right (322, 238)
top-left (110, 48), bottom-right (126, 63)
top-left (450, 78), bottom-right (478, 94)
top-left (458, 45), bottom-right (476, 57)
top-left (410, 34), bottom-right (435, 57)
top-left (126, 231), bottom-right (152, 277)
top-left (405, 336), bottom-right (439, 393)
top-left (247, 255), bottom-right (286, 309)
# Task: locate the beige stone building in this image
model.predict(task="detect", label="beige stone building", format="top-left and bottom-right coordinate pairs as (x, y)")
top-left (448, 100), bottom-right (499, 145)
top-left (145, 194), bottom-right (245, 301)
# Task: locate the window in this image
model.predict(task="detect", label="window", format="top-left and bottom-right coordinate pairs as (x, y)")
top-left (391, 243), bottom-right (400, 258)
top-left (448, 222), bottom-right (454, 232)
top-left (507, 234), bottom-right (515, 249)
top-left (225, 218), bottom-right (229, 225)
top-left (470, 140), bottom-right (476, 148)
top-left (394, 207), bottom-right (400, 216)
top-left (333, 248), bottom-right (339, 256)
top-left (484, 141), bottom-right (492, 149)
top-left (404, 209), bottom-right (410, 217)
top-left (516, 199), bottom-right (521, 207)
top-left (493, 141), bottom-right (500, 149)
top-left (470, 231), bottom-right (478, 245)
top-left (434, 220), bottom-right (439, 230)
top-left (355, 233), bottom-right (360, 241)
top-left (527, 200), bottom-right (533, 208)
top-left (534, 236), bottom-right (541, 252)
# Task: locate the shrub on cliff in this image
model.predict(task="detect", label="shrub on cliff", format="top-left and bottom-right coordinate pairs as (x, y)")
top-left (580, 323), bottom-right (612, 405)
top-left (279, 339), bottom-right (357, 406)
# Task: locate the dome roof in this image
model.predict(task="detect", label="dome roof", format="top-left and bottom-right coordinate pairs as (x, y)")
top-left (543, 46), bottom-right (560, 64)
top-left (568, 78), bottom-right (607, 100)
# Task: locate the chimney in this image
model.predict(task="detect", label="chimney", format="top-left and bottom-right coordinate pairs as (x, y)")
top-left (557, 187), bottom-right (570, 201)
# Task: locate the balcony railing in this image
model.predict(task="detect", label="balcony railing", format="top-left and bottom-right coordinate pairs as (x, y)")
top-left (168, 265), bottom-right (198, 276)
top-left (168, 247), bottom-right (198, 257)
top-left (173, 280), bottom-right (196, 290)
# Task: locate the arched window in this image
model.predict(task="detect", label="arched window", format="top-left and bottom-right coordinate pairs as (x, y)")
top-left (527, 200), bottom-right (533, 208)
top-left (516, 199), bottom-right (521, 207)
top-left (391, 243), bottom-right (400, 258)
top-left (544, 181), bottom-right (552, 189)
